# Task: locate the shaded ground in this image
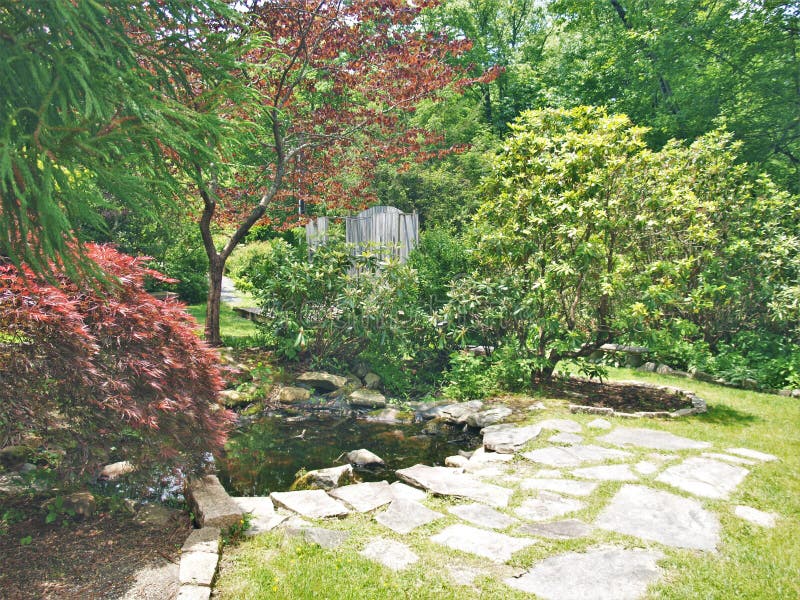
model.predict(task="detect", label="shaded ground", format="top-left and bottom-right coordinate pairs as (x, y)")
top-left (0, 497), bottom-right (191, 600)
top-left (543, 377), bottom-right (692, 412)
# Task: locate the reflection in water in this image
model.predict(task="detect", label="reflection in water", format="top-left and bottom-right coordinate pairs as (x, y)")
top-left (217, 412), bottom-right (481, 496)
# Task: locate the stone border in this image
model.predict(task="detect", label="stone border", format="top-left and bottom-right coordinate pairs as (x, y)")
top-left (568, 380), bottom-right (707, 419)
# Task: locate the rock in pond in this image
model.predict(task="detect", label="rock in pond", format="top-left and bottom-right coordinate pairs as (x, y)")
top-left (278, 386), bottom-right (312, 403)
top-left (293, 464), bottom-right (354, 490)
top-left (348, 389), bottom-right (387, 408)
top-left (346, 448), bottom-right (385, 467)
top-left (296, 371), bottom-right (347, 391)
top-left (438, 400), bottom-right (484, 424)
top-left (466, 406), bottom-right (512, 429)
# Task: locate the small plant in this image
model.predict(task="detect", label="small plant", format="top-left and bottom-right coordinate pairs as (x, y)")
top-left (44, 496), bottom-right (76, 525)
top-left (222, 513), bottom-right (252, 546)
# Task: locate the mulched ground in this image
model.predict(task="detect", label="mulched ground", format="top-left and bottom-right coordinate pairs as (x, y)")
top-left (542, 377), bottom-right (693, 412)
top-left (0, 497), bottom-right (191, 600)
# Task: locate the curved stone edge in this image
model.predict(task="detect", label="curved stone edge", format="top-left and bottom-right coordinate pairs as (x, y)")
top-left (568, 382), bottom-right (707, 419)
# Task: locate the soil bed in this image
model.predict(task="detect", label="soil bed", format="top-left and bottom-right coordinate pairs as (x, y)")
top-left (543, 377), bottom-right (693, 413)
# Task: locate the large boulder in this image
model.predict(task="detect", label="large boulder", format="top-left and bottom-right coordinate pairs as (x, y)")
top-left (466, 406), bottom-right (512, 429)
top-left (363, 373), bottom-right (382, 390)
top-left (348, 389), bottom-right (387, 408)
top-left (186, 475), bottom-right (244, 528)
top-left (293, 464), bottom-right (355, 490)
top-left (279, 386), bottom-right (312, 403)
top-left (296, 372), bottom-right (347, 391)
top-left (347, 449), bottom-right (385, 467)
top-left (438, 401), bottom-right (483, 425)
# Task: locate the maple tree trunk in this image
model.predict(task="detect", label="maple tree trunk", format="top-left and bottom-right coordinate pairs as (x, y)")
top-left (205, 257), bottom-right (224, 346)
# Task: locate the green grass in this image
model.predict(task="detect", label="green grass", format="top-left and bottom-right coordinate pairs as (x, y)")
top-left (214, 369), bottom-right (800, 599)
top-left (185, 302), bottom-right (263, 347)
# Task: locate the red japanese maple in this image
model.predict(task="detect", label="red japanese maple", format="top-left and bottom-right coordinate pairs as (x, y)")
top-left (0, 244), bottom-right (233, 484)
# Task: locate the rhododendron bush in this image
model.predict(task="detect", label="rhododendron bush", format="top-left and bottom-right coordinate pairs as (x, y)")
top-left (0, 244), bottom-right (233, 484)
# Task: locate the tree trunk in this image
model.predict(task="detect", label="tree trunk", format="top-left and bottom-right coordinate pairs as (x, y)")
top-left (205, 257), bottom-right (224, 346)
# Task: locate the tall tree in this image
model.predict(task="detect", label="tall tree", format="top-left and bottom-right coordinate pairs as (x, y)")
top-left (194, 0), bottom-right (486, 345)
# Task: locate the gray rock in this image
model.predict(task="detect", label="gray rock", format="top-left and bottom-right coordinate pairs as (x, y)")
top-left (278, 386), bottom-right (311, 403)
top-left (98, 460), bottom-right (136, 481)
top-left (522, 445), bottom-right (632, 468)
top-left (725, 447), bottom-right (778, 462)
top-left (329, 481), bottom-right (394, 513)
top-left (135, 504), bottom-right (180, 527)
top-left (656, 457), bottom-right (749, 499)
top-left (516, 519), bottom-right (593, 540)
top-left (587, 418), bottom-right (612, 430)
top-left (504, 546), bottom-right (663, 600)
top-left (483, 424), bottom-right (541, 453)
top-left (689, 368), bottom-right (716, 382)
top-left (548, 432), bottom-right (583, 445)
top-left (181, 527), bottom-right (220, 554)
top-left (346, 448), bottom-right (385, 467)
top-left (176, 585), bottom-right (211, 600)
top-left (515, 492), bottom-right (585, 522)
top-left (360, 538), bottom-right (418, 571)
top-left (656, 364), bottom-right (674, 375)
top-left (363, 408), bottom-right (412, 424)
top-left (599, 427), bottom-right (712, 451)
top-left (232, 497), bottom-right (288, 535)
top-left (218, 389), bottom-right (249, 408)
top-left (178, 551), bottom-right (218, 587)
top-left (448, 503), bottom-right (519, 530)
top-left (595, 485), bottom-right (720, 551)
top-left (519, 478), bottom-right (599, 497)
top-left (296, 371), bottom-right (347, 391)
top-left (570, 464), bottom-right (639, 481)
top-left (396, 464), bottom-right (514, 508)
top-left (364, 372), bottom-right (382, 389)
top-left (186, 475), bottom-right (243, 529)
top-left (294, 527), bottom-right (351, 549)
top-left (374, 498), bottom-right (444, 534)
top-left (298, 464), bottom-right (354, 490)
top-left (466, 406), bottom-right (512, 429)
top-left (570, 404), bottom-right (614, 416)
top-left (528, 401), bottom-right (547, 411)
top-left (348, 388), bottom-right (387, 408)
top-left (59, 491), bottom-right (96, 519)
top-left (0, 445), bottom-right (30, 470)
top-left (439, 400), bottom-right (484, 424)
top-left (430, 524), bottom-right (536, 563)
top-left (389, 481), bottom-right (427, 502)
top-left (445, 455), bottom-right (469, 469)
top-left (638, 362), bottom-right (658, 372)
top-left (270, 490), bottom-right (349, 519)
top-left (463, 447), bottom-right (514, 474)
top-left (733, 505), bottom-right (778, 528)
top-left (537, 418), bottom-right (583, 433)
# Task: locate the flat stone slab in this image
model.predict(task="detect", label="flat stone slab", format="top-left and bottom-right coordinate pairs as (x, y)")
top-left (389, 481), bottom-right (427, 502)
top-left (548, 432), bottom-right (583, 445)
top-left (329, 481), bottom-right (394, 513)
top-left (522, 445), bottom-right (632, 468)
top-left (537, 418), bottom-right (583, 433)
top-left (431, 524), bottom-right (536, 563)
top-left (734, 505), bottom-right (778, 528)
top-left (587, 418), bottom-right (612, 430)
top-left (360, 538), bottom-right (418, 571)
top-left (176, 586), bottom-right (212, 600)
top-left (233, 497), bottom-right (288, 534)
top-left (701, 452), bottom-right (756, 465)
top-left (374, 498), bottom-right (444, 534)
top-left (181, 527), bottom-right (220, 554)
top-left (726, 447), bottom-right (778, 462)
top-left (595, 484), bottom-right (720, 551)
top-left (396, 464), bottom-right (513, 508)
top-left (179, 551), bottom-right (218, 586)
top-left (504, 546), bottom-right (663, 600)
top-left (634, 461), bottom-right (659, 475)
top-left (186, 475), bottom-right (244, 529)
top-left (515, 492), bottom-right (585, 522)
top-left (520, 478), bottom-right (599, 497)
top-left (300, 527), bottom-right (351, 549)
top-left (296, 371), bottom-right (346, 391)
top-left (448, 503), bottom-right (519, 530)
top-left (656, 457), bottom-right (749, 499)
top-left (270, 490), bottom-right (349, 519)
top-left (438, 400), bottom-right (484, 424)
top-left (571, 464), bottom-right (639, 481)
top-left (517, 519), bottom-right (594, 540)
top-left (482, 424), bottom-right (541, 453)
top-left (466, 406), bottom-right (512, 428)
top-left (599, 427), bottom-right (711, 451)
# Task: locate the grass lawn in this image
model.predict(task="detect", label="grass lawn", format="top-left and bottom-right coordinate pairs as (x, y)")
top-left (185, 302), bottom-right (263, 346)
top-left (213, 368), bottom-right (800, 599)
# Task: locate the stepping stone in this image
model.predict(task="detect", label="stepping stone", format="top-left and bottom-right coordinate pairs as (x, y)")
top-left (634, 461), bottom-right (659, 475)
top-left (701, 452), bottom-right (756, 466)
top-left (504, 546), bottom-right (664, 600)
top-left (374, 498), bottom-right (444, 534)
top-left (448, 503), bottom-right (519, 530)
top-left (516, 519), bottom-right (594, 540)
top-left (648, 453), bottom-right (679, 462)
top-left (656, 457), bottom-right (749, 499)
top-left (431, 524), bottom-right (536, 563)
top-left (538, 418), bottom-right (583, 433)
top-left (179, 551), bottom-right (218, 586)
top-left (726, 447), bottom-right (778, 462)
top-left (587, 418), bottom-right (612, 430)
top-left (599, 427), bottom-right (711, 451)
top-left (186, 475), bottom-right (244, 529)
top-left (389, 481), bottom-right (427, 502)
top-left (571, 464), bottom-right (639, 481)
top-left (522, 445), bottom-right (632, 468)
top-left (548, 432), bottom-right (583, 445)
top-left (360, 538), bottom-right (418, 571)
top-left (270, 490), bottom-right (349, 519)
top-left (176, 586), bottom-right (211, 600)
top-left (396, 464), bottom-right (514, 508)
top-left (299, 527), bottom-right (351, 549)
top-left (232, 497), bottom-right (288, 535)
top-left (515, 491), bottom-right (585, 521)
top-left (734, 505), bottom-right (778, 528)
top-left (181, 527), bottom-right (220, 554)
top-left (595, 485), bottom-right (720, 551)
top-left (448, 564), bottom-right (482, 586)
top-left (520, 478), bottom-right (599, 497)
top-left (467, 447), bottom-right (515, 465)
top-left (329, 481), bottom-right (394, 513)
top-left (482, 424), bottom-right (541, 453)
top-left (445, 455), bottom-right (469, 468)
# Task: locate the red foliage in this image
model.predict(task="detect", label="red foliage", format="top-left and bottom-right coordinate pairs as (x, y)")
top-left (0, 244), bottom-right (233, 482)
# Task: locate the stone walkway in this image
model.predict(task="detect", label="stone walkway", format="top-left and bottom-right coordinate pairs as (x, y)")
top-left (207, 415), bottom-right (780, 599)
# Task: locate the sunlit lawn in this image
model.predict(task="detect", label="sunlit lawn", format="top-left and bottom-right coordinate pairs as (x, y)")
top-left (185, 302), bottom-right (263, 346)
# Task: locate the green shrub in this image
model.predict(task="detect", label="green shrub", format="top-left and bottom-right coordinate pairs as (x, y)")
top-left (443, 351), bottom-right (492, 400)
